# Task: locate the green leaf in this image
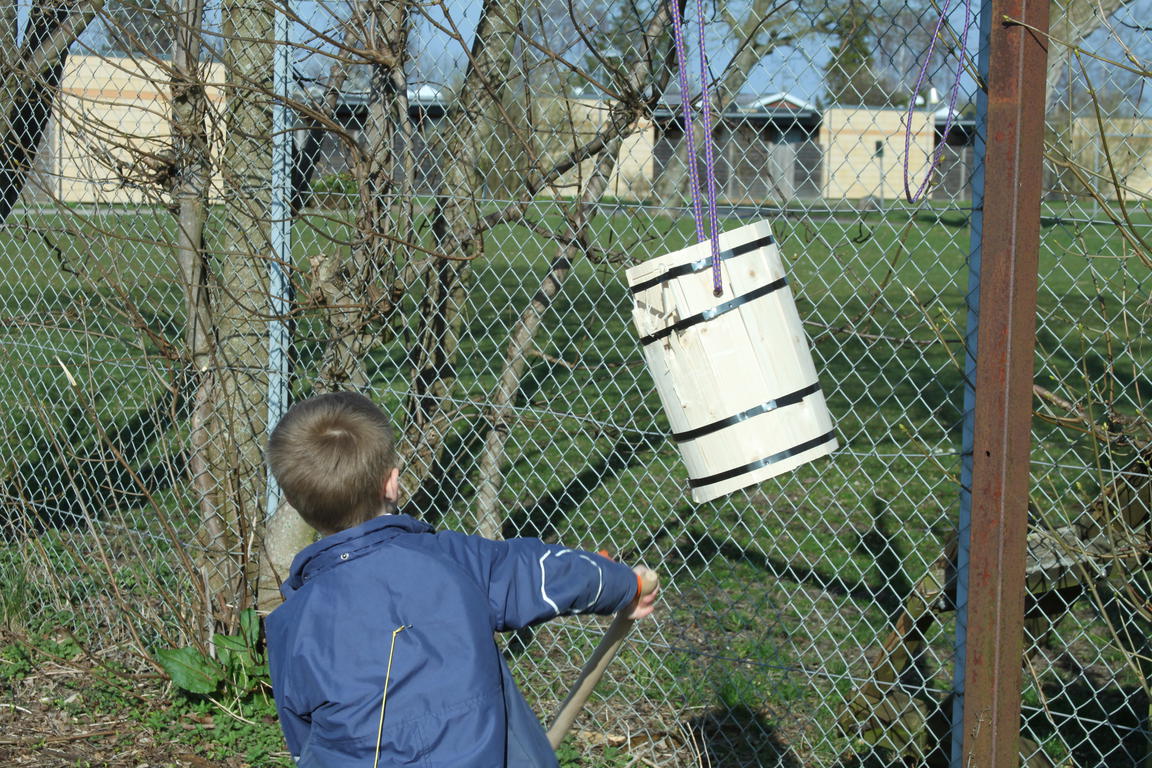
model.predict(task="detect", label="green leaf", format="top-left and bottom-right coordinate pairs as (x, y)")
top-left (213, 634), bottom-right (248, 654)
top-left (217, 647), bottom-right (237, 679)
top-left (239, 609), bottom-right (260, 649)
top-left (156, 647), bottom-right (223, 695)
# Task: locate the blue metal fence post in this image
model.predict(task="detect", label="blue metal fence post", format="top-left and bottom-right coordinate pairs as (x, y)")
top-left (950, 0), bottom-right (994, 760)
top-left (265, 0), bottom-right (292, 520)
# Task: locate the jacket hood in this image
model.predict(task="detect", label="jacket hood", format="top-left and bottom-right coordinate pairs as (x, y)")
top-left (281, 513), bottom-right (434, 597)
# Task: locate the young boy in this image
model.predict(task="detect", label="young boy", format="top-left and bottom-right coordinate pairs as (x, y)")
top-left (264, 391), bottom-right (657, 767)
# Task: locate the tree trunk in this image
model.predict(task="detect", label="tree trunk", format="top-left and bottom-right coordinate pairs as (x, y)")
top-left (292, 26), bottom-right (356, 213)
top-left (169, 0), bottom-right (220, 625)
top-left (314, 0), bottom-right (414, 393)
top-left (714, 0), bottom-right (791, 111)
top-left (400, 0), bottom-right (524, 501)
top-left (196, 0), bottom-right (275, 628)
top-left (471, 153), bottom-right (611, 540)
top-left (471, 2), bottom-right (676, 539)
top-left (654, 0), bottom-right (780, 218)
top-left (257, 497), bottom-right (312, 610)
top-left (0, 0), bottom-right (103, 223)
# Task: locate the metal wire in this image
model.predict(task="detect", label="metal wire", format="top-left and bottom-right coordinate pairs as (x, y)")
top-left (0, 1), bottom-right (1149, 766)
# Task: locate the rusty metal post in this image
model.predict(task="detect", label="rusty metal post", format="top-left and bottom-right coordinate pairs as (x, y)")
top-left (955, 0), bottom-right (1049, 765)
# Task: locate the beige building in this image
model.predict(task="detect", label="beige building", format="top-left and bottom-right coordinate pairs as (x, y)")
top-left (1069, 116), bottom-right (1152, 201)
top-left (650, 93), bottom-right (823, 204)
top-left (30, 54), bottom-right (225, 206)
top-left (541, 98), bottom-right (656, 201)
top-left (27, 56), bottom-right (983, 207)
top-left (648, 98), bottom-right (943, 204)
top-left (820, 107), bottom-right (936, 200)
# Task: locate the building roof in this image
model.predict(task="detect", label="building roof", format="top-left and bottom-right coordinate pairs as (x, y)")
top-left (654, 90), bottom-right (820, 122)
top-left (934, 104), bottom-right (976, 129)
top-left (409, 85), bottom-right (445, 105)
top-left (743, 92), bottom-right (818, 112)
top-left (296, 81), bottom-right (447, 109)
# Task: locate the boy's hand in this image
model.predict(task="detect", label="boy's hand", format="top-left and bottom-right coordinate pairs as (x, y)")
top-left (628, 566), bottom-right (659, 620)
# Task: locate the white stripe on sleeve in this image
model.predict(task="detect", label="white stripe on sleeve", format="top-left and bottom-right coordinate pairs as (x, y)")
top-left (538, 551), bottom-right (560, 615)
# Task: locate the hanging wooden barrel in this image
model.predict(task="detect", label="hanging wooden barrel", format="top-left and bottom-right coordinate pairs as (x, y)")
top-left (627, 219), bottom-right (837, 503)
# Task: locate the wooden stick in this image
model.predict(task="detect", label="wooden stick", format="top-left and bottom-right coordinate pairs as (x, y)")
top-left (547, 570), bottom-right (659, 749)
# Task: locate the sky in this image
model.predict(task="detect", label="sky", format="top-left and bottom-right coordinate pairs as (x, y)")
top-left (283, 0), bottom-right (984, 106)
top-left (15, 0), bottom-right (1152, 113)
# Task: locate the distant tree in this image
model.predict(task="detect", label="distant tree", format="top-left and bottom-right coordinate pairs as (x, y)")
top-left (1046, 0), bottom-right (1138, 111)
top-left (820, 0), bottom-right (900, 106)
top-left (869, 0), bottom-right (959, 106)
top-left (650, 0), bottom-right (800, 213)
top-left (102, 0), bottom-right (174, 55)
top-left (713, 0), bottom-right (799, 108)
top-left (865, 0), bottom-right (1141, 112)
top-left (0, 0), bottom-right (102, 223)
top-left (1044, 0), bottom-right (1141, 199)
top-left (565, 0), bottom-right (650, 96)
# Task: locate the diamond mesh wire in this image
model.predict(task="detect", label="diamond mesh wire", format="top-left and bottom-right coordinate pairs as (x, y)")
top-left (0, 0), bottom-right (1149, 765)
top-left (1019, 1), bottom-right (1152, 765)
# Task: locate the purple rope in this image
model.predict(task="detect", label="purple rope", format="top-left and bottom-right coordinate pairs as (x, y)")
top-left (903, 0), bottom-right (973, 203)
top-left (668, 0), bottom-right (723, 295)
top-left (669, 0), bottom-right (706, 246)
top-left (693, 0), bottom-right (722, 296)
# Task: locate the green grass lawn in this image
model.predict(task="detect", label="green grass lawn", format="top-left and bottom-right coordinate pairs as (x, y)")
top-left (0, 198), bottom-right (1148, 766)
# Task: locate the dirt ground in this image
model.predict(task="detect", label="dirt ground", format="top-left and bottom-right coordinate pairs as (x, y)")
top-left (0, 631), bottom-right (255, 768)
top-left (0, 667), bottom-right (689, 768)
top-left (0, 625), bottom-right (765, 768)
top-left (0, 631), bottom-right (692, 768)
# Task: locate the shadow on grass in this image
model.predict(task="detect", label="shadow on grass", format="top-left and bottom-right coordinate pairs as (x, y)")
top-left (818, 332), bottom-right (965, 441)
top-left (678, 496), bottom-right (915, 614)
top-left (683, 529), bottom-right (877, 604)
top-left (1024, 647), bottom-right (1150, 767)
top-left (689, 704), bottom-right (803, 768)
top-left (404, 416), bottom-right (488, 529)
top-left (2, 385), bottom-right (186, 537)
top-left (1033, 322), bottom-right (1152, 428)
top-left (503, 430), bottom-right (661, 541)
top-left (858, 496), bottom-right (915, 613)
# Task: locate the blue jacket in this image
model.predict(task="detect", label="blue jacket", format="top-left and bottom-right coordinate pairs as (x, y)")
top-left (265, 514), bottom-right (639, 767)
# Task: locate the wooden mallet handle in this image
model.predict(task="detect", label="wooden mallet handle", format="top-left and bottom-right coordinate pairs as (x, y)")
top-left (546, 569), bottom-right (659, 749)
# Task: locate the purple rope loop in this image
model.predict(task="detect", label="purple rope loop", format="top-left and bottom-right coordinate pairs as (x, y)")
top-left (902, 0), bottom-right (974, 203)
top-left (669, 0), bottom-right (705, 244)
top-left (668, 0), bottom-right (723, 296)
top-left (694, 0), bottom-right (722, 296)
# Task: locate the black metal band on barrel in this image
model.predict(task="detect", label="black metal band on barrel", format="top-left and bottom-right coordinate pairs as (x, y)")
top-left (671, 382), bottom-right (823, 443)
top-left (686, 430), bottom-right (837, 490)
top-left (629, 234), bottom-right (776, 294)
top-left (638, 276), bottom-right (788, 346)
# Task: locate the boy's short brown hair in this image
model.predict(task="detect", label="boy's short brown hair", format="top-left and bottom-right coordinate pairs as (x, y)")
top-left (267, 392), bottom-right (398, 535)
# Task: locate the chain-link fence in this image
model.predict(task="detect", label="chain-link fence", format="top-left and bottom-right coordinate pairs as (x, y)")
top-left (0, 0), bottom-right (1149, 765)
